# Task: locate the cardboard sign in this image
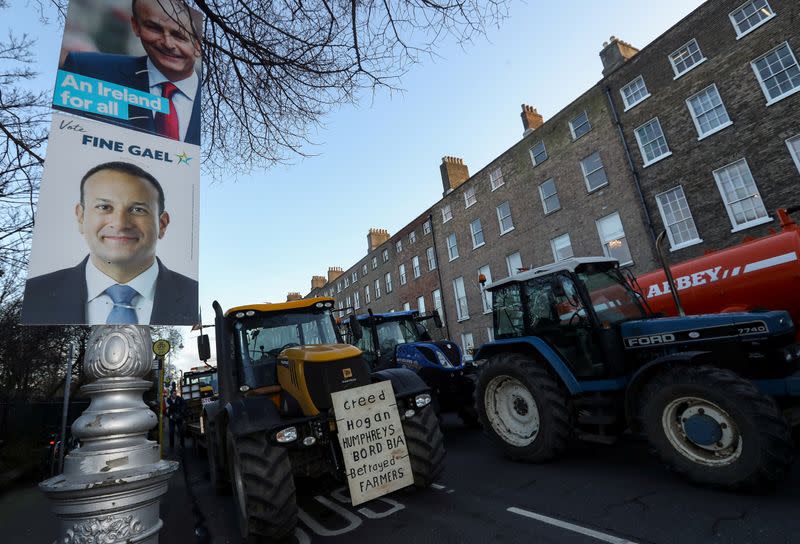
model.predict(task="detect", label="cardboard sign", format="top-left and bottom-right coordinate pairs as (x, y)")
top-left (331, 381), bottom-right (414, 506)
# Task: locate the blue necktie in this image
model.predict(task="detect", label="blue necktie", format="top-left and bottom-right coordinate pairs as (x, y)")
top-left (105, 284), bottom-right (139, 324)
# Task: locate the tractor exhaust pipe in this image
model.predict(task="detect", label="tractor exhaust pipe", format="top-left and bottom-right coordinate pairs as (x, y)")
top-left (656, 230), bottom-right (685, 317)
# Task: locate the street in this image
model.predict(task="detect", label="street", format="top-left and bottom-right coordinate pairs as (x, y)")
top-left (185, 414), bottom-right (800, 544)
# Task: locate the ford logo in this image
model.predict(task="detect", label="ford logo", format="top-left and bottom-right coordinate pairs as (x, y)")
top-left (689, 331), bottom-right (700, 339)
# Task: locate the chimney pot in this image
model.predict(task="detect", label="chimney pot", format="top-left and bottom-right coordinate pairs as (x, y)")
top-left (439, 156), bottom-right (469, 195)
top-left (600, 36), bottom-right (639, 76)
top-left (520, 103), bottom-right (544, 134)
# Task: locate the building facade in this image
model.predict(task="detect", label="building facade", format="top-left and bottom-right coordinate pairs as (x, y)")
top-left (303, 0), bottom-right (800, 359)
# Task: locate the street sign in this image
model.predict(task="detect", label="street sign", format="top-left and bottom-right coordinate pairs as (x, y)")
top-left (153, 339), bottom-right (171, 357)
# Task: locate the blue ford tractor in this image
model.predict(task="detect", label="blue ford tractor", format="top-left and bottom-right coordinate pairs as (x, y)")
top-left (473, 257), bottom-right (800, 490)
top-left (342, 310), bottom-right (479, 426)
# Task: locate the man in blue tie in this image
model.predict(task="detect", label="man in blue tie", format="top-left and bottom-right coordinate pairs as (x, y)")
top-left (21, 161), bottom-right (198, 325)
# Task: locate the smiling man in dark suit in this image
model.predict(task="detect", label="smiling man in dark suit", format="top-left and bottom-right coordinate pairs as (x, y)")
top-left (21, 161), bottom-right (198, 325)
top-left (60, 0), bottom-right (202, 144)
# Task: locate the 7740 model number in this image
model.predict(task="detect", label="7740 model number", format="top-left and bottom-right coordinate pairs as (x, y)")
top-left (738, 325), bottom-right (767, 334)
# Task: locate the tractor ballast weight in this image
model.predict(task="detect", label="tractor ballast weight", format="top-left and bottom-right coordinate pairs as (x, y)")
top-left (473, 257), bottom-right (800, 490)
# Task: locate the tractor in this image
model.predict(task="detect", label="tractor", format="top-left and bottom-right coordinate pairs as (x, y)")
top-left (342, 309), bottom-right (478, 426)
top-left (473, 257), bottom-right (800, 490)
top-left (198, 297), bottom-right (445, 541)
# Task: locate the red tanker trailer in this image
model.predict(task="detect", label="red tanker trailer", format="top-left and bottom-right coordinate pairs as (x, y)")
top-left (636, 207), bottom-right (800, 340)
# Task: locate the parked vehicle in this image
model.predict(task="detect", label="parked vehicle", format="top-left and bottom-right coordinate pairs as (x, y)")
top-left (473, 256), bottom-right (799, 490)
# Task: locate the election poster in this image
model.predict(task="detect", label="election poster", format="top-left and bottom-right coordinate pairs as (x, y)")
top-left (54, 0), bottom-right (203, 146)
top-left (331, 382), bottom-right (414, 506)
top-left (20, 113), bottom-right (200, 326)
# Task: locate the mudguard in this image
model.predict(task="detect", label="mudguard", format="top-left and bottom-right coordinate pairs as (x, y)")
top-left (623, 350), bottom-right (712, 428)
top-left (224, 396), bottom-right (285, 438)
top-left (371, 367), bottom-right (429, 399)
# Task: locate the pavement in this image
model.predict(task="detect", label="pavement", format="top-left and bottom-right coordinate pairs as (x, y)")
top-left (0, 444), bottom-right (200, 544)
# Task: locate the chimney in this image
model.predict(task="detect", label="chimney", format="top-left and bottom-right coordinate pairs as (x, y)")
top-left (520, 104), bottom-right (544, 135)
top-left (286, 292), bottom-right (302, 301)
top-left (440, 156), bottom-right (469, 195)
top-left (367, 228), bottom-right (390, 252)
top-left (600, 36), bottom-right (639, 76)
top-left (327, 266), bottom-right (344, 283)
top-left (311, 275), bottom-right (326, 290)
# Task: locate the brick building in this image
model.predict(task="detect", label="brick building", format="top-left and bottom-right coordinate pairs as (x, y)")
top-left (303, 0), bottom-right (800, 358)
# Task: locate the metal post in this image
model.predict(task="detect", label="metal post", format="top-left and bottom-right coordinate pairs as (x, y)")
top-left (40, 325), bottom-right (178, 543)
top-left (158, 356), bottom-right (165, 459)
top-left (57, 343), bottom-right (75, 475)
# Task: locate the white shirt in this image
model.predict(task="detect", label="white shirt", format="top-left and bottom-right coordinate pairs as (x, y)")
top-left (85, 259), bottom-right (158, 325)
top-left (146, 58), bottom-right (198, 142)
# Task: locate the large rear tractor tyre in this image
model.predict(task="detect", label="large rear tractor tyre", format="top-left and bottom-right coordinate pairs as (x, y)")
top-left (227, 431), bottom-right (297, 542)
top-left (205, 418), bottom-right (229, 495)
top-left (476, 353), bottom-right (570, 462)
top-left (403, 405), bottom-right (446, 487)
top-left (639, 365), bottom-right (794, 491)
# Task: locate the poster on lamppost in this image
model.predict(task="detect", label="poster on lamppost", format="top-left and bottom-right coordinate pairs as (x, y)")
top-left (20, 112), bottom-right (200, 325)
top-left (54, 0), bottom-right (203, 146)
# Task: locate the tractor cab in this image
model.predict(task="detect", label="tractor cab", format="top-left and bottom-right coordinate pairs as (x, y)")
top-left (486, 257), bottom-right (648, 378)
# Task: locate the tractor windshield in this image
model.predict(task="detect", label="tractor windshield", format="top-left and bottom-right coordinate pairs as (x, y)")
top-left (233, 310), bottom-right (339, 389)
top-left (576, 266), bottom-right (647, 324)
top-left (492, 283), bottom-right (525, 339)
top-left (374, 318), bottom-right (424, 351)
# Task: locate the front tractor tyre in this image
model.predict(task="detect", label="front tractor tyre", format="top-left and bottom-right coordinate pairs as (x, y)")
top-left (476, 353), bottom-right (570, 462)
top-left (639, 365), bottom-right (794, 490)
top-left (227, 431), bottom-right (297, 542)
top-left (402, 405), bottom-right (446, 487)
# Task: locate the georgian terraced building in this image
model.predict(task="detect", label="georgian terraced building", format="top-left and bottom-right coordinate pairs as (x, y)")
top-left (305, 0), bottom-right (800, 358)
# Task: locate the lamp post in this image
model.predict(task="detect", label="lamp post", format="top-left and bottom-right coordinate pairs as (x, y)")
top-left (40, 325), bottom-right (178, 543)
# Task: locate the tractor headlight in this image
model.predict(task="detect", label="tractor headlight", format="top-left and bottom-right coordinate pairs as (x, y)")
top-left (414, 393), bottom-right (432, 408)
top-left (275, 427), bottom-right (298, 443)
top-left (435, 350), bottom-right (454, 368)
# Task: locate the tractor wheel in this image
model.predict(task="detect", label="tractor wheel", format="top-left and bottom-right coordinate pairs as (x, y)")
top-left (226, 430), bottom-right (297, 541)
top-left (476, 353), bottom-right (570, 462)
top-left (458, 374), bottom-right (481, 428)
top-left (204, 418), bottom-right (228, 495)
top-left (639, 365), bottom-right (794, 490)
top-left (403, 405), bottom-right (446, 487)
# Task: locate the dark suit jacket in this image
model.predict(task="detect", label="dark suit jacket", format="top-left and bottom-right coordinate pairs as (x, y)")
top-left (59, 53), bottom-right (201, 145)
top-left (21, 257), bottom-right (199, 325)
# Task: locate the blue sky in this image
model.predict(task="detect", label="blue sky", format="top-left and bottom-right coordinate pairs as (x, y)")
top-left (7, 0), bottom-right (705, 369)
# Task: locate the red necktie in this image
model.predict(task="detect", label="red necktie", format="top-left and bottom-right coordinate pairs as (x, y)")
top-left (155, 82), bottom-right (180, 140)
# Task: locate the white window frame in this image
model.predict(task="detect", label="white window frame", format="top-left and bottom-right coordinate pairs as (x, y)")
top-left (354, 290), bottom-right (360, 309)
top-left (580, 152), bottom-right (609, 192)
top-left (337, 282), bottom-right (342, 293)
top-left (464, 186), bottom-right (477, 208)
top-left (712, 158), bottom-right (771, 232)
top-left (374, 278), bottom-right (381, 299)
top-left (447, 233), bottom-right (459, 261)
top-left (396, 240), bottom-right (403, 253)
top-left (478, 265), bottom-right (492, 314)
top-left (403, 302), bottom-right (411, 311)
top-left (346, 296), bottom-right (351, 308)
top-left (417, 295), bottom-right (426, 314)
top-left (751, 42), bottom-right (800, 106)
top-left (496, 201), bottom-right (514, 235)
top-left (351, 271), bottom-right (358, 283)
top-left (412, 256), bottom-right (421, 278)
top-left (426, 246), bottom-right (437, 271)
top-left (453, 277), bottom-right (469, 321)
top-left (398, 264), bottom-right (407, 285)
top-left (654, 186), bottom-right (703, 251)
top-left (441, 204), bottom-right (453, 223)
top-left (365, 285), bottom-right (371, 304)
top-left (344, 277), bottom-right (349, 288)
top-left (371, 256), bottom-right (378, 269)
top-left (569, 111), bottom-right (591, 140)
top-left (486, 327), bottom-right (495, 343)
top-left (423, 220), bottom-right (432, 234)
top-left (729, 0), bottom-right (776, 40)
top-left (786, 134), bottom-right (800, 174)
top-left (385, 272), bottom-right (393, 293)
top-left (634, 118), bottom-right (672, 167)
top-left (596, 212), bottom-right (634, 266)
top-left (529, 141), bottom-right (548, 166)
top-left (489, 167), bottom-right (505, 190)
top-left (362, 263), bottom-right (368, 276)
top-left (538, 178), bottom-right (561, 214)
top-left (686, 84), bottom-right (733, 140)
top-left (550, 233), bottom-right (574, 262)
top-left (461, 333), bottom-right (475, 361)
top-left (470, 218), bottom-right (485, 249)
top-left (382, 248), bottom-right (389, 263)
top-left (620, 75), bottom-right (651, 111)
top-left (409, 230), bottom-right (416, 244)
top-left (669, 38), bottom-right (707, 79)
top-left (506, 252), bottom-right (522, 276)
top-left (432, 289), bottom-right (442, 316)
